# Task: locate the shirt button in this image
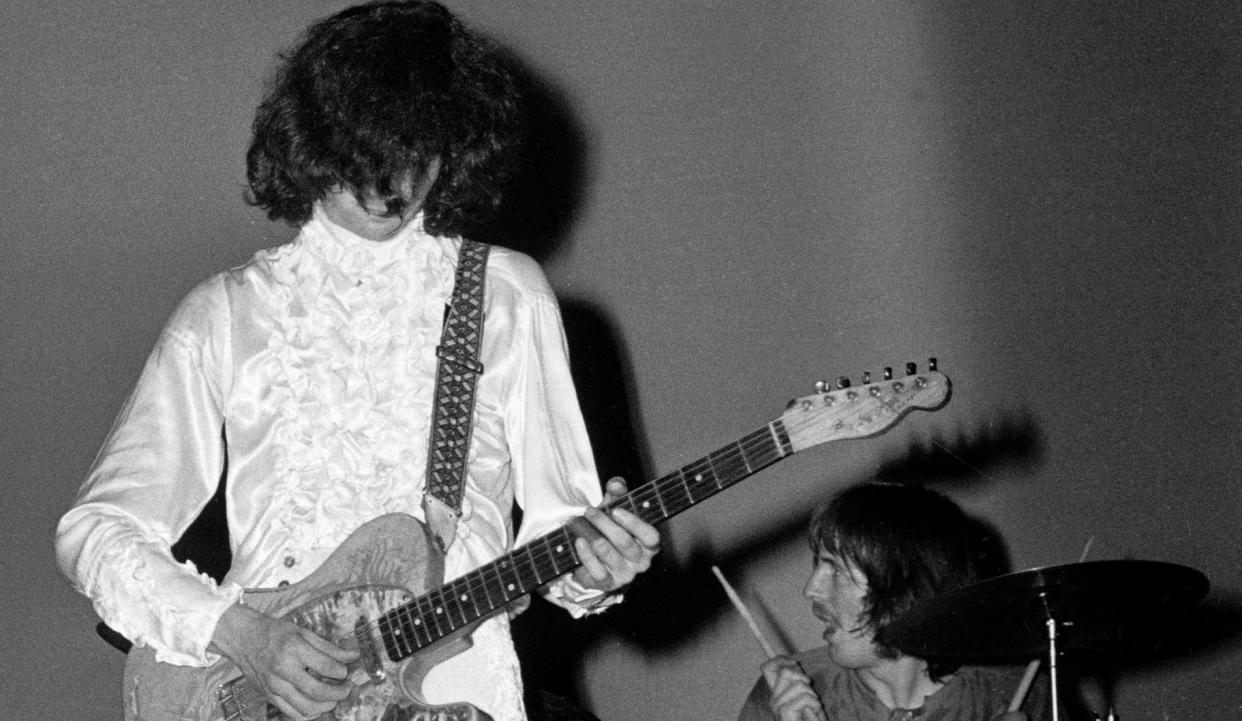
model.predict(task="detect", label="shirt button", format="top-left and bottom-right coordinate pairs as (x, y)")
top-left (284, 555), bottom-right (296, 568)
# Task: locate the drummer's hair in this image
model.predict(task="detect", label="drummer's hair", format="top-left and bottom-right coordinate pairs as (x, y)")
top-left (809, 481), bottom-right (983, 680)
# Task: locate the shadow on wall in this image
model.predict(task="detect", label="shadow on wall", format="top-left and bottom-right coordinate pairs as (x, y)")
top-left (468, 47), bottom-right (589, 265)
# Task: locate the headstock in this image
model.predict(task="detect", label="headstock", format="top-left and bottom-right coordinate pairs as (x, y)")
top-left (781, 359), bottom-right (951, 452)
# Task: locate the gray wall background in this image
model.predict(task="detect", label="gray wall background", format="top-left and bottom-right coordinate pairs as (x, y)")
top-left (4, 1), bottom-right (1240, 719)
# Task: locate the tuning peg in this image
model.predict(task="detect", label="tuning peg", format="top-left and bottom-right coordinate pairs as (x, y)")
top-left (883, 366), bottom-right (893, 380)
top-left (813, 380), bottom-right (828, 393)
top-left (905, 362), bottom-right (917, 376)
top-left (835, 376), bottom-right (851, 389)
top-left (862, 371), bottom-right (871, 384)
top-left (928, 357), bottom-right (938, 371)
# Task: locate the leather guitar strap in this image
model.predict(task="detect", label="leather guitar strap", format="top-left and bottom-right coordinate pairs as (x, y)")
top-left (422, 238), bottom-right (490, 554)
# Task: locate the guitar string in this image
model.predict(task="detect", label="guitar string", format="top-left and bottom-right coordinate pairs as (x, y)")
top-left (379, 377), bottom-right (932, 649)
top-left (368, 425), bottom-right (781, 651)
top-left (357, 376), bottom-right (933, 657)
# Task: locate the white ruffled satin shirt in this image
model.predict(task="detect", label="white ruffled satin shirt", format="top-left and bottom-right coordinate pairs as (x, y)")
top-left (56, 206), bottom-right (609, 720)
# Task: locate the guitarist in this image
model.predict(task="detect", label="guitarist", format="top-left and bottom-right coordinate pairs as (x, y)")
top-left (737, 483), bottom-right (1050, 721)
top-left (54, 3), bottom-right (659, 720)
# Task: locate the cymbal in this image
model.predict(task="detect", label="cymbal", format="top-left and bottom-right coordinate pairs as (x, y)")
top-left (884, 559), bottom-right (1209, 660)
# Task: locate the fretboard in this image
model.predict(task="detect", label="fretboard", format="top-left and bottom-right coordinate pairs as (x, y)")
top-left (375, 419), bottom-right (793, 661)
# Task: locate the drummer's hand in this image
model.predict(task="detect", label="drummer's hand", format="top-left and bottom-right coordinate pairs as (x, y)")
top-left (992, 712), bottom-right (1028, 721)
top-left (762, 655), bottom-right (827, 721)
top-left (571, 477), bottom-right (660, 592)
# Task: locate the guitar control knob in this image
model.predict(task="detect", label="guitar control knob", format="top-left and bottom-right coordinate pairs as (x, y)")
top-left (835, 376), bottom-right (851, 389)
top-left (905, 362), bottom-right (917, 376)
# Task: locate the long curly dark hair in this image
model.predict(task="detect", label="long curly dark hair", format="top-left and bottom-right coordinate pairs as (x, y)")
top-left (244, 0), bottom-right (522, 236)
top-left (809, 482), bottom-right (985, 681)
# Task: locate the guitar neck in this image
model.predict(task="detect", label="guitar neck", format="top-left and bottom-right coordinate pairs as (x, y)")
top-left (376, 420), bottom-right (791, 661)
top-left (375, 363), bottom-right (950, 663)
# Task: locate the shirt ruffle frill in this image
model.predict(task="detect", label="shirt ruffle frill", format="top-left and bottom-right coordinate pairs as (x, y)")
top-left (256, 208), bottom-right (458, 564)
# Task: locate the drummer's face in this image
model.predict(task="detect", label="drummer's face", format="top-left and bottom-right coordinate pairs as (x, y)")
top-left (804, 551), bottom-right (881, 669)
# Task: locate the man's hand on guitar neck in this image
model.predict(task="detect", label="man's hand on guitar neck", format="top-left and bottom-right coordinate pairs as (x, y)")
top-left (570, 477), bottom-right (661, 593)
top-left (209, 603), bottom-right (360, 720)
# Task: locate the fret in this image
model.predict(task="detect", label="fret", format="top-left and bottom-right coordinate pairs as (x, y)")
top-left (514, 546), bottom-right (545, 587)
top-left (463, 573), bottom-right (487, 618)
top-left (704, 452), bottom-right (722, 491)
top-left (736, 439), bottom-right (755, 474)
top-left (629, 487), bottom-right (663, 525)
top-left (495, 555), bottom-right (525, 599)
top-left (607, 491), bottom-right (639, 518)
top-left (544, 529), bottom-right (577, 576)
top-left (690, 456), bottom-right (720, 491)
top-left (474, 562), bottom-right (502, 612)
top-left (530, 534), bottom-right (568, 581)
top-left (669, 468), bottom-right (693, 515)
top-left (707, 444), bottom-right (749, 488)
top-left (415, 593), bottom-right (448, 640)
top-left (535, 537), bottom-right (559, 581)
top-left (647, 480), bottom-right (670, 519)
top-left (771, 419), bottom-right (793, 457)
top-left (677, 466), bottom-right (707, 505)
top-left (407, 604), bottom-right (433, 648)
top-left (680, 462), bottom-right (708, 504)
top-left (741, 427), bottom-right (781, 474)
top-left (435, 583), bottom-right (468, 630)
top-left (446, 576), bottom-right (475, 627)
top-left (379, 613), bottom-right (410, 660)
top-left (657, 471), bottom-right (692, 516)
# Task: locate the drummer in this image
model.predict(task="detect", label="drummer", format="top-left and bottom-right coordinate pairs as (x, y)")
top-left (737, 482), bottom-right (1050, 721)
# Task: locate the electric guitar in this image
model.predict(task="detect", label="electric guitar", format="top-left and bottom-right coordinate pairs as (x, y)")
top-left (123, 361), bottom-right (951, 721)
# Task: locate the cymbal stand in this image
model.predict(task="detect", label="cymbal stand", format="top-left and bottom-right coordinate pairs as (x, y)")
top-left (1046, 616), bottom-right (1061, 721)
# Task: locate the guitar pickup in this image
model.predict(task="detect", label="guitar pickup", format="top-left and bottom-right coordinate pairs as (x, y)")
top-left (354, 617), bottom-right (388, 683)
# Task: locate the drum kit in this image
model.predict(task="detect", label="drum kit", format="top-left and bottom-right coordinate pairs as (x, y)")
top-left (884, 559), bottom-right (1210, 721)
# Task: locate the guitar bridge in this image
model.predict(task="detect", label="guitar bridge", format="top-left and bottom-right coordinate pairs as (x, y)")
top-left (217, 677), bottom-right (267, 721)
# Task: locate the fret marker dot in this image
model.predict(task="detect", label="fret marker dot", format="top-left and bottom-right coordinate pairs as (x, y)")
top-left (461, 594), bottom-right (468, 601)
top-left (414, 619), bottom-right (421, 626)
top-left (508, 584), bottom-right (515, 591)
top-left (695, 474), bottom-right (703, 482)
top-left (642, 501), bottom-right (651, 508)
top-left (556, 544), bottom-right (564, 553)
top-left (436, 607), bottom-right (443, 615)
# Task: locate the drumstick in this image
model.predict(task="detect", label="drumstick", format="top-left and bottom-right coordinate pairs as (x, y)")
top-left (712, 566), bottom-right (822, 721)
top-left (1010, 536), bottom-right (1096, 712)
top-left (712, 565), bottom-right (778, 658)
top-left (1007, 659), bottom-right (1041, 712)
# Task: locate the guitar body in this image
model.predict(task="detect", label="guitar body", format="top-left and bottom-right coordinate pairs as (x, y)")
top-left (122, 514), bottom-right (493, 721)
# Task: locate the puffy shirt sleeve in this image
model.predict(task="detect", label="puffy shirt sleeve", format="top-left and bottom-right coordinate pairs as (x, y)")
top-left (54, 277), bottom-right (243, 666)
top-left (499, 256), bottom-right (621, 616)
